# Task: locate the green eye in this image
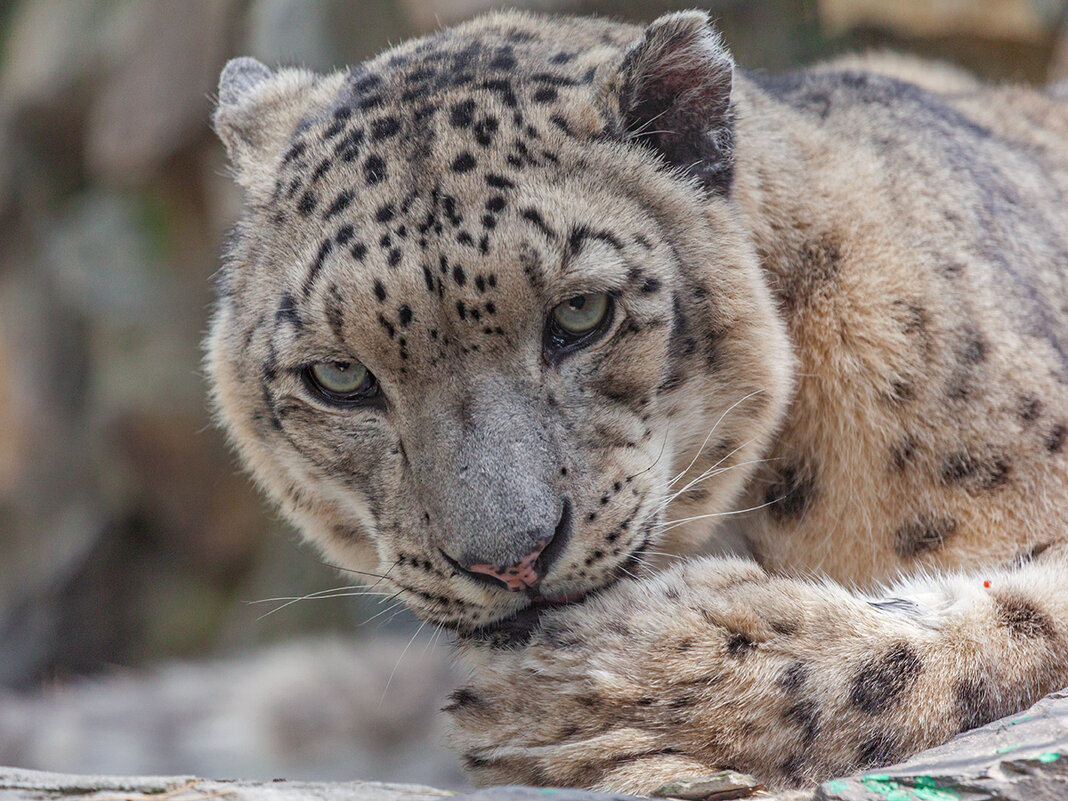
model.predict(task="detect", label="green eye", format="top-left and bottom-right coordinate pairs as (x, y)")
top-left (306, 361), bottom-right (377, 403)
top-left (551, 293), bottom-right (609, 334)
top-left (544, 292), bottom-right (614, 363)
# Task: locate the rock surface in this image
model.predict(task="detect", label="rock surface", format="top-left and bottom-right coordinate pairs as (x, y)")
top-left (2, 689), bottom-right (1066, 801)
top-left (815, 688), bottom-right (1068, 801)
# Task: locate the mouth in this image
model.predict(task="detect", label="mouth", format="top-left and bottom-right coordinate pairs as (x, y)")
top-left (459, 540), bottom-right (648, 648)
top-left (463, 586), bottom-right (603, 647)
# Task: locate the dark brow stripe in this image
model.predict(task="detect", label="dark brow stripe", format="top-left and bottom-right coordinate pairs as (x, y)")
top-left (520, 208), bottom-right (555, 240)
top-left (567, 224), bottom-right (623, 257)
top-left (301, 239), bottom-right (334, 298)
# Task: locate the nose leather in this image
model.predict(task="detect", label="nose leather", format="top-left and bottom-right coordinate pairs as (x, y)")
top-left (466, 537), bottom-right (550, 591)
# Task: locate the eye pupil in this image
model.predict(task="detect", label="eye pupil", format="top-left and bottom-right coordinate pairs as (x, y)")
top-left (545, 291), bottom-right (613, 359)
top-left (307, 360), bottom-right (377, 405)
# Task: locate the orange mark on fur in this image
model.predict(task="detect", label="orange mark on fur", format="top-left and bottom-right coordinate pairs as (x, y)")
top-left (984, 580), bottom-right (991, 588)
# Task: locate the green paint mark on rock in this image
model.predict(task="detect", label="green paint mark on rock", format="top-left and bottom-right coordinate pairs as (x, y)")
top-left (861, 775), bottom-right (912, 801)
top-left (1036, 752), bottom-right (1061, 763)
top-left (860, 774), bottom-right (961, 801)
top-left (911, 776), bottom-right (961, 800)
top-left (995, 744), bottom-right (1021, 754)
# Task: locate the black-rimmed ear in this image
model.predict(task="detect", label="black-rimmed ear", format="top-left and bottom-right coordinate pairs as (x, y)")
top-left (212, 57), bottom-right (325, 204)
top-left (616, 12), bottom-right (735, 194)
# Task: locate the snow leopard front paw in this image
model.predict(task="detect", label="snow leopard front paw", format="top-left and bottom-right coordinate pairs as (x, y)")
top-left (447, 555), bottom-right (1064, 793)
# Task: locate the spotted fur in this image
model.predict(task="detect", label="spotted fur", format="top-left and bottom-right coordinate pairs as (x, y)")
top-left (208, 10), bottom-right (1068, 795)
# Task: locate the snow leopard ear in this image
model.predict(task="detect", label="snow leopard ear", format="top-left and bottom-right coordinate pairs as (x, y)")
top-left (213, 58), bottom-right (324, 203)
top-left (616, 11), bottom-right (735, 194)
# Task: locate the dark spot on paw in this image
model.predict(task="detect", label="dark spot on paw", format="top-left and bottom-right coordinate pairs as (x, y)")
top-left (858, 733), bottom-right (899, 768)
top-left (994, 594), bottom-right (1054, 638)
top-left (779, 754), bottom-right (809, 787)
top-left (955, 678), bottom-right (1001, 732)
top-left (784, 700), bottom-right (820, 744)
top-left (850, 641), bottom-right (922, 714)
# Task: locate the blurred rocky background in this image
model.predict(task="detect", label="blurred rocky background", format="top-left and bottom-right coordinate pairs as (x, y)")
top-left (0, 0), bottom-right (1066, 791)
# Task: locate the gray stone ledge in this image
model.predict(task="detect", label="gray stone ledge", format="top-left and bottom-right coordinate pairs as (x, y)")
top-left (2, 689), bottom-right (1066, 801)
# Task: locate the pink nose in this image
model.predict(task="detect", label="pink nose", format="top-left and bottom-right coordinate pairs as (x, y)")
top-left (466, 537), bottom-right (550, 591)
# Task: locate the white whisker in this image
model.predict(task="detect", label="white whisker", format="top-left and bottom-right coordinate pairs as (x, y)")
top-left (657, 495), bottom-right (782, 533)
top-left (380, 619), bottom-right (427, 708)
top-left (667, 389), bottom-right (765, 489)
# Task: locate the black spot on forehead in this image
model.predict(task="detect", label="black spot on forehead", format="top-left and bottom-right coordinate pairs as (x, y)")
top-left (364, 154), bottom-right (386, 184)
top-left (779, 662), bottom-right (808, 693)
top-left (375, 202), bottom-right (395, 223)
top-left (349, 69), bottom-right (382, 95)
top-left (297, 190), bottom-right (318, 216)
top-left (784, 700), bottom-right (819, 745)
top-left (282, 141), bottom-right (307, 163)
top-left (335, 128), bottom-right (364, 161)
top-left (479, 78), bottom-right (518, 107)
top-left (485, 173), bottom-right (515, 190)
top-left (450, 99), bottom-right (476, 128)
top-left (452, 152), bottom-right (477, 173)
top-left (473, 117), bottom-right (499, 147)
top-left (490, 46), bottom-right (516, 70)
top-left (533, 86), bottom-right (557, 103)
top-left (275, 292), bottom-right (303, 328)
top-left (323, 189), bottom-right (353, 220)
top-left (371, 116), bottom-right (402, 141)
top-left (890, 435), bottom-right (916, 471)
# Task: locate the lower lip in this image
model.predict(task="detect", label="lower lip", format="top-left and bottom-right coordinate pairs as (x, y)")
top-left (539, 589), bottom-right (588, 605)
